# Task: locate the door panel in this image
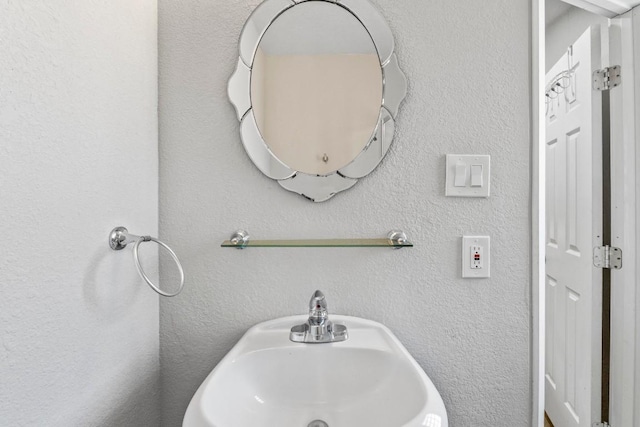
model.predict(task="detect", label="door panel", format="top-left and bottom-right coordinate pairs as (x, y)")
top-left (545, 26), bottom-right (603, 427)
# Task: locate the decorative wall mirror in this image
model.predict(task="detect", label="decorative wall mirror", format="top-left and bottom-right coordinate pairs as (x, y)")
top-left (228, 0), bottom-right (406, 202)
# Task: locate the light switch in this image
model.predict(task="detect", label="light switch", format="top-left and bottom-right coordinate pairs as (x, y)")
top-left (470, 164), bottom-right (483, 187)
top-left (445, 155), bottom-right (491, 197)
top-left (454, 163), bottom-right (467, 187)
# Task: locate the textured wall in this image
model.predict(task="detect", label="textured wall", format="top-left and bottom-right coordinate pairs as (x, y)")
top-left (158, 0), bottom-right (531, 426)
top-left (0, 1), bottom-right (160, 426)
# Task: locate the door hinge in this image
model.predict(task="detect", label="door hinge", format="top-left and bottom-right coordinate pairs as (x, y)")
top-left (593, 246), bottom-right (622, 269)
top-left (593, 422), bottom-right (610, 427)
top-left (593, 65), bottom-right (621, 90)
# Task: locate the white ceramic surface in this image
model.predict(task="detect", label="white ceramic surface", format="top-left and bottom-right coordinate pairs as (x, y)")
top-left (183, 315), bottom-right (448, 427)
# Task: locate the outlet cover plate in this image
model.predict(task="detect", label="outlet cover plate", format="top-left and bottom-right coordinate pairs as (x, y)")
top-left (462, 236), bottom-right (490, 278)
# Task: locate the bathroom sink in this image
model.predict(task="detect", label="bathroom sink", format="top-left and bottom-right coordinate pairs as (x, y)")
top-left (183, 315), bottom-right (447, 427)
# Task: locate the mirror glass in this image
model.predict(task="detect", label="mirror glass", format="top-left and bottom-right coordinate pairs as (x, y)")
top-left (250, 2), bottom-right (383, 176)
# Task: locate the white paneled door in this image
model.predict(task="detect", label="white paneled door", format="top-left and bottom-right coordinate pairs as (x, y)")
top-left (545, 26), bottom-right (604, 427)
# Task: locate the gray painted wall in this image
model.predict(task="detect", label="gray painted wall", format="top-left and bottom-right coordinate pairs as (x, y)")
top-left (159, 0), bottom-right (532, 426)
top-left (546, 2), bottom-right (609, 71)
top-left (0, 1), bottom-right (160, 426)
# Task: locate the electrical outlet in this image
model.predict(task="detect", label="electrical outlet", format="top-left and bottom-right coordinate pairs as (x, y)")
top-left (471, 245), bottom-right (483, 269)
top-left (462, 236), bottom-right (490, 278)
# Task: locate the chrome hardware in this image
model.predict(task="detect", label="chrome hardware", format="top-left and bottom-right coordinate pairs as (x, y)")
top-left (290, 290), bottom-right (348, 344)
top-left (308, 421), bottom-right (329, 427)
top-left (110, 226), bottom-right (136, 250)
top-left (387, 230), bottom-right (408, 249)
top-left (545, 62), bottom-right (578, 115)
top-left (593, 65), bottom-right (621, 91)
top-left (108, 226), bottom-right (185, 297)
top-left (593, 245), bottom-right (622, 270)
top-left (229, 230), bottom-right (250, 249)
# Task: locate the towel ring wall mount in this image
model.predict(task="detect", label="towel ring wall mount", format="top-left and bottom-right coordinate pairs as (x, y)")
top-left (109, 226), bottom-right (185, 297)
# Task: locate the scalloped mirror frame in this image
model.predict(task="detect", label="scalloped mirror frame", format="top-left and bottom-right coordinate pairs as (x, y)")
top-left (228, 0), bottom-right (407, 202)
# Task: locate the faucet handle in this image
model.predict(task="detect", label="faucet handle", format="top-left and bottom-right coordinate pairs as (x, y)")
top-left (309, 290), bottom-right (327, 309)
top-left (309, 290), bottom-right (328, 320)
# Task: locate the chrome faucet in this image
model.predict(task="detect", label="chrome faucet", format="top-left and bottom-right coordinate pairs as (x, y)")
top-left (290, 290), bottom-right (348, 343)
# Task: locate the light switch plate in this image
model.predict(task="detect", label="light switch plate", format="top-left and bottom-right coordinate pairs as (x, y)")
top-left (445, 154), bottom-right (491, 197)
top-left (462, 236), bottom-right (490, 278)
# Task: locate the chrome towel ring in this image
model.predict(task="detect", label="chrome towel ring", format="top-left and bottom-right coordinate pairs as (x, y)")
top-left (109, 226), bottom-right (185, 297)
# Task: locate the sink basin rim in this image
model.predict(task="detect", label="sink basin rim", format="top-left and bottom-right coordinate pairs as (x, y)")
top-left (183, 315), bottom-right (448, 427)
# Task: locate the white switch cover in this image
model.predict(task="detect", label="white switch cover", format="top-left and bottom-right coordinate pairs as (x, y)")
top-left (462, 236), bottom-right (490, 278)
top-left (454, 164), bottom-right (467, 187)
top-left (470, 164), bottom-right (483, 187)
top-left (445, 155), bottom-right (490, 197)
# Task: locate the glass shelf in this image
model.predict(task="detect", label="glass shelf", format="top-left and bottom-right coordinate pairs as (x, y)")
top-left (221, 231), bottom-right (413, 249)
top-left (221, 238), bottom-right (413, 248)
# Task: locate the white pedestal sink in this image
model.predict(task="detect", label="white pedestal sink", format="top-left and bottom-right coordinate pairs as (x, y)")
top-left (183, 315), bottom-right (448, 427)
